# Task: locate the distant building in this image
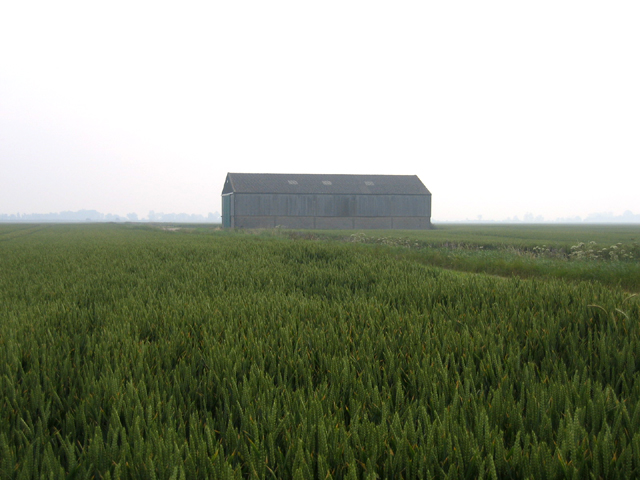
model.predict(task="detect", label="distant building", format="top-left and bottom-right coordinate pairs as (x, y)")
top-left (221, 173), bottom-right (432, 229)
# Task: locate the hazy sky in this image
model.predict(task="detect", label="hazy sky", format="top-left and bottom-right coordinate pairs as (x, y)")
top-left (1, 1), bottom-right (639, 221)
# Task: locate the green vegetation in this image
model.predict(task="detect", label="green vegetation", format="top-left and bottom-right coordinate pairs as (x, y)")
top-left (309, 224), bottom-right (640, 292)
top-left (1, 224), bottom-right (639, 478)
top-left (318, 223), bottom-right (640, 250)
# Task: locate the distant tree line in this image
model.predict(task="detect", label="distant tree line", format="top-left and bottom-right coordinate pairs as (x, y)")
top-left (0, 210), bottom-right (221, 223)
top-left (448, 211), bottom-right (640, 224)
top-left (2, 210), bottom-right (639, 224)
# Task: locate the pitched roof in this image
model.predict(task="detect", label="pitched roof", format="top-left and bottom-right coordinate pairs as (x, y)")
top-left (222, 173), bottom-right (430, 195)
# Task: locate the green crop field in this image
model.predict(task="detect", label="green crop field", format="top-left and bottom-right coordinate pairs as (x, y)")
top-left (1, 223), bottom-right (639, 479)
top-left (303, 224), bottom-right (640, 292)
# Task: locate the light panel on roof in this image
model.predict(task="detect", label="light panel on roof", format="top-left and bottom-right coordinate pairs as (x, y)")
top-left (288, 180), bottom-right (298, 185)
top-left (365, 181), bottom-right (375, 186)
top-left (322, 181), bottom-right (332, 185)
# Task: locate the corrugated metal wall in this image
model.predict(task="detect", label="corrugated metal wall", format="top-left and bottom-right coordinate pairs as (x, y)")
top-left (234, 194), bottom-right (430, 218)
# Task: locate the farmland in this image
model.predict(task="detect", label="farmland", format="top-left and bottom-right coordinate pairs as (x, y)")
top-left (1, 223), bottom-right (639, 479)
top-left (300, 224), bottom-right (640, 292)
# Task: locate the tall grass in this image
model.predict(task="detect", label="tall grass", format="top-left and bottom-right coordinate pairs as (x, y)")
top-left (314, 226), bottom-right (640, 292)
top-left (401, 247), bottom-right (640, 292)
top-left (1, 224), bottom-right (639, 478)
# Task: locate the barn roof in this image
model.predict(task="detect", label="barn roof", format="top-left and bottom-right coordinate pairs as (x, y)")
top-left (222, 173), bottom-right (431, 195)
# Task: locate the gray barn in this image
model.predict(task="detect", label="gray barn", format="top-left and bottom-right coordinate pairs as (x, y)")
top-left (221, 173), bottom-right (432, 229)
